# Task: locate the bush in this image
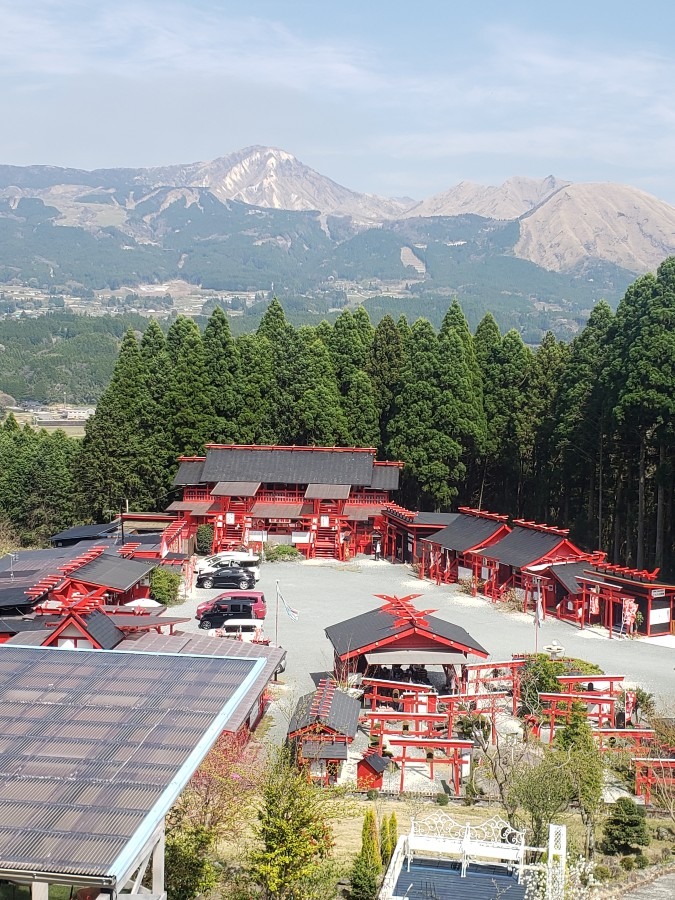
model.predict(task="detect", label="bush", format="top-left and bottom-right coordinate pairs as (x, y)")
top-left (619, 855), bottom-right (635, 871)
top-left (603, 797), bottom-right (650, 855)
top-left (196, 524), bottom-right (214, 555)
top-left (366, 789), bottom-right (379, 801)
top-left (635, 853), bottom-right (649, 869)
top-left (264, 543), bottom-right (301, 562)
top-left (149, 567), bottom-right (182, 606)
top-left (593, 864), bottom-right (611, 881)
top-left (436, 792), bottom-right (449, 806)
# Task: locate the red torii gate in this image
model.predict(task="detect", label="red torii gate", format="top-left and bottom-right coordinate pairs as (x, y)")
top-left (539, 692), bottom-right (617, 742)
top-left (634, 758), bottom-right (675, 805)
top-left (556, 674), bottom-right (625, 696)
top-left (593, 729), bottom-right (656, 755)
top-left (461, 659), bottom-right (526, 715)
top-left (386, 736), bottom-right (474, 794)
top-left (438, 691), bottom-right (509, 742)
top-left (361, 677), bottom-right (435, 711)
top-left (364, 709), bottom-right (450, 750)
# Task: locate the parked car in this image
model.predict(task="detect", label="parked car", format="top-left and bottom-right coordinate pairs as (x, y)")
top-left (195, 565), bottom-right (255, 590)
top-left (196, 551), bottom-right (261, 582)
top-left (206, 619), bottom-right (286, 674)
top-left (196, 590), bottom-right (266, 622)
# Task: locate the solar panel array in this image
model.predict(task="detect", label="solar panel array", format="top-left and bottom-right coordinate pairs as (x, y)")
top-left (0, 647), bottom-right (256, 879)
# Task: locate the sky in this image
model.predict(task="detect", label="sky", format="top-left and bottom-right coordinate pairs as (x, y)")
top-left (3, 0), bottom-right (675, 202)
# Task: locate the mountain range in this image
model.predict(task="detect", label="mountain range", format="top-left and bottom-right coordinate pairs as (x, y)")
top-left (1, 145), bottom-right (675, 337)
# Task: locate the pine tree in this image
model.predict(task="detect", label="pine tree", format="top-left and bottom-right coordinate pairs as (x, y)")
top-left (350, 809), bottom-right (381, 900)
top-left (556, 706), bottom-right (604, 857)
top-left (203, 307), bottom-right (240, 442)
top-left (388, 812), bottom-right (398, 859)
top-left (327, 310), bottom-right (372, 394)
top-left (342, 371), bottom-right (380, 448)
top-left (23, 430), bottom-right (79, 543)
top-left (77, 329), bottom-right (152, 519)
top-left (162, 317), bottom-right (213, 456)
top-left (379, 814), bottom-right (392, 866)
top-left (388, 319), bottom-right (464, 507)
top-left (367, 315), bottom-right (404, 448)
top-left (602, 797), bottom-right (650, 855)
top-left (236, 334), bottom-right (278, 444)
top-left (138, 319), bottom-right (174, 506)
top-left (292, 332), bottom-right (350, 445)
top-left (257, 297), bottom-right (290, 344)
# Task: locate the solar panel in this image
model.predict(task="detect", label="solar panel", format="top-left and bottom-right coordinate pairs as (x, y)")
top-left (0, 646), bottom-right (261, 881)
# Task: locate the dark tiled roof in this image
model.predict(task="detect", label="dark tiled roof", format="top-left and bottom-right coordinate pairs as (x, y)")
top-left (548, 561), bottom-right (593, 595)
top-left (0, 617), bottom-right (48, 634)
top-left (480, 527), bottom-right (566, 568)
top-left (343, 504), bottom-right (383, 521)
top-left (70, 553), bottom-right (157, 592)
top-left (413, 512), bottom-right (459, 526)
top-left (360, 753), bottom-right (389, 774)
top-left (0, 546), bottom-right (95, 611)
top-left (172, 459), bottom-right (205, 485)
top-left (2, 630), bottom-right (48, 646)
top-left (325, 606), bottom-right (487, 659)
top-left (0, 646), bottom-right (259, 880)
top-left (211, 481), bottom-right (261, 496)
top-left (369, 465), bottom-right (401, 490)
top-left (288, 681), bottom-right (361, 738)
top-left (81, 610), bottom-right (125, 649)
top-left (300, 740), bottom-right (349, 760)
top-left (304, 483), bottom-right (351, 499)
top-left (250, 501), bottom-right (305, 518)
top-left (50, 522), bottom-right (119, 543)
top-left (426, 515), bottom-right (507, 553)
top-left (201, 447), bottom-right (376, 486)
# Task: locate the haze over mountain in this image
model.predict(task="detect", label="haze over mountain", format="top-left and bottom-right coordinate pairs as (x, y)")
top-left (1, 145), bottom-right (675, 279)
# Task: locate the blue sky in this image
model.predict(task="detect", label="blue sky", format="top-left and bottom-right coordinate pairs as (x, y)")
top-left (3, 0), bottom-right (675, 202)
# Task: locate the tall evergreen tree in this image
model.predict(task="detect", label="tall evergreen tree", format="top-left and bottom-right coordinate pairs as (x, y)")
top-left (77, 329), bottom-right (152, 519)
top-left (388, 319), bottom-right (464, 507)
top-left (367, 314), bottom-right (404, 449)
top-left (22, 430), bottom-right (79, 543)
top-left (342, 371), bottom-right (380, 448)
top-left (162, 318), bottom-right (213, 456)
top-left (236, 334), bottom-right (278, 444)
top-left (327, 310), bottom-right (372, 394)
top-left (203, 307), bottom-right (240, 443)
top-left (292, 332), bottom-right (349, 445)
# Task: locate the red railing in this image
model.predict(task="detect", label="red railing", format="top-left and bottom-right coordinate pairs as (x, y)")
top-left (256, 491), bottom-right (305, 503)
top-left (346, 492), bottom-right (388, 505)
top-left (184, 487), bottom-right (210, 501)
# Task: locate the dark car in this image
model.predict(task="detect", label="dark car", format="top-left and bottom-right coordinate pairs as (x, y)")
top-left (196, 565), bottom-right (255, 590)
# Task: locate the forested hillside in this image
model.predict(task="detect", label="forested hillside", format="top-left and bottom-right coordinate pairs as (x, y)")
top-left (3, 260), bottom-right (675, 575)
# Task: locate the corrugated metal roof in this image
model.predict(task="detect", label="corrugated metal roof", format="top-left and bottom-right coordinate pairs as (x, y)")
top-left (304, 483), bottom-right (352, 499)
top-left (426, 514), bottom-right (506, 553)
top-left (172, 459), bottom-right (205, 485)
top-left (0, 646), bottom-right (259, 880)
top-left (325, 606), bottom-right (487, 659)
top-left (201, 447), bottom-right (376, 486)
top-left (211, 481), bottom-right (261, 497)
top-left (479, 527), bottom-right (566, 568)
top-left (71, 554), bottom-right (157, 592)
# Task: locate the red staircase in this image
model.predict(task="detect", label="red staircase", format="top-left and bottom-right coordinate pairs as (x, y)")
top-left (314, 526), bottom-right (339, 558)
top-left (214, 500), bottom-right (248, 550)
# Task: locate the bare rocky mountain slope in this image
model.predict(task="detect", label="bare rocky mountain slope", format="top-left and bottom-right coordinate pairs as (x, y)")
top-left (405, 175), bottom-right (569, 220)
top-left (515, 182), bottom-right (675, 274)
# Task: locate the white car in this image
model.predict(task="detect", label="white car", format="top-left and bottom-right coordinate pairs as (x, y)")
top-left (195, 551), bottom-right (260, 582)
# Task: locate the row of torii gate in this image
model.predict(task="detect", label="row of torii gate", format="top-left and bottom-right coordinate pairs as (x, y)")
top-left (357, 659), bottom-right (675, 799)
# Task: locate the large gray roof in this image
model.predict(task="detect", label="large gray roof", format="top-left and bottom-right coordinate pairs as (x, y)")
top-left (0, 646), bottom-right (262, 882)
top-left (478, 527), bottom-right (568, 568)
top-left (172, 459), bottom-right (205, 485)
top-left (202, 447), bottom-right (377, 486)
top-left (70, 553), bottom-right (157, 592)
top-left (325, 606), bottom-right (488, 659)
top-left (426, 514), bottom-right (507, 553)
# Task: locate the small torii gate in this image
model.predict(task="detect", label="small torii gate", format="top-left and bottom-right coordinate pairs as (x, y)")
top-left (539, 692), bottom-right (617, 742)
top-left (386, 736), bottom-right (474, 794)
top-left (634, 758), bottom-right (675, 804)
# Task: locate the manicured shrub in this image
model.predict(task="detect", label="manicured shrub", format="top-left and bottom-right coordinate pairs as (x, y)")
top-left (195, 524), bottom-right (214, 555)
top-left (602, 797), bottom-right (650, 855)
top-left (436, 792), bottom-right (449, 806)
top-left (149, 567), bottom-right (182, 606)
top-left (619, 855), bottom-right (635, 871)
top-left (592, 864), bottom-right (611, 881)
top-left (264, 543), bottom-right (301, 562)
top-left (366, 789), bottom-right (379, 801)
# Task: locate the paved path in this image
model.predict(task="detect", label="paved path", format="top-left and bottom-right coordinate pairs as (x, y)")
top-left (621, 872), bottom-right (675, 898)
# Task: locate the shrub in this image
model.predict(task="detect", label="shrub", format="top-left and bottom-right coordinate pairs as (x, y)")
top-left (635, 853), bottom-right (649, 869)
top-left (592, 864), bottom-right (611, 881)
top-left (196, 524), bottom-right (214, 555)
top-left (436, 793), bottom-right (449, 806)
top-left (366, 789), bottom-right (379, 801)
top-left (619, 855), bottom-right (635, 871)
top-left (264, 543), bottom-right (301, 562)
top-left (149, 567), bottom-right (182, 606)
top-left (603, 797), bottom-right (650, 855)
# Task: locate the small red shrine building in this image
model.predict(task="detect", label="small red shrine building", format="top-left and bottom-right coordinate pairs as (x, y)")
top-left (325, 594), bottom-right (488, 680)
top-left (420, 508), bottom-right (511, 584)
top-left (171, 445), bottom-right (402, 559)
top-left (287, 678), bottom-right (361, 784)
top-left (380, 505), bottom-right (457, 564)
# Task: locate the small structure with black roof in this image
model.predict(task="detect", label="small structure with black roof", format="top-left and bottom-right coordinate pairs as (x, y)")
top-left (420, 508), bottom-right (511, 585)
top-left (287, 678), bottom-right (361, 784)
top-left (49, 521), bottom-right (119, 547)
top-left (325, 593), bottom-right (488, 681)
top-left (380, 504), bottom-right (458, 564)
top-left (171, 444), bottom-right (403, 560)
top-left (356, 749), bottom-right (391, 791)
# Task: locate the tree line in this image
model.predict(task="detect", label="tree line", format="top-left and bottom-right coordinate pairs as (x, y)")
top-left (2, 258), bottom-right (675, 574)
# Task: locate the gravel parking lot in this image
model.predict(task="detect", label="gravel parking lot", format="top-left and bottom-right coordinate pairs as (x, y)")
top-left (172, 555), bottom-right (675, 741)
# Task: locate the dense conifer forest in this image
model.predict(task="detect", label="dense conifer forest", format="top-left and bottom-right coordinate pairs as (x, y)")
top-left (2, 258), bottom-right (675, 575)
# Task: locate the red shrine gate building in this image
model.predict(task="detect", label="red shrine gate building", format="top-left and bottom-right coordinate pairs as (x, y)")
top-left (171, 445), bottom-right (402, 559)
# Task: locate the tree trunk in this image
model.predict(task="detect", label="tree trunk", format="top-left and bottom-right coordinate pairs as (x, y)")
top-left (655, 440), bottom-right (666, 572)
top-left (637, 436), bottom-right (646, 570)
top-left (587, 462), bottom-right (595, 548)
top-left (598, 433), bottom-right (603, 552)
top-left (613, 471), bottom-right (623, 563)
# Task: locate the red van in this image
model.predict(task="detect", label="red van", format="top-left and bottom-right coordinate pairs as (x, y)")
top-left (196, 590), bottom-right (266, 625)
